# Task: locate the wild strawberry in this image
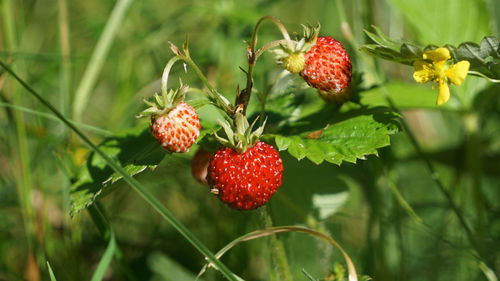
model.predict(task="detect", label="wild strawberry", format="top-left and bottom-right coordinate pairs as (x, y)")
top-left (191, 148), bottom-right (213, 184)
top-left (208, 141), bottom-right (283, 210)
top-left (274, 25), bottom-right (352, 104)
top-left (150, 102), bottom-right (200, 152)
top-left (300, 36), bottom-right (352, 103)
top-left (138, 84), bottom-right (201, 153)
top-left (207, 112), bottom-right (284, 210)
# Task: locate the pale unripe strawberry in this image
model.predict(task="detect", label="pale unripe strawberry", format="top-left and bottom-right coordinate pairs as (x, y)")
top-left (151, 102), bottom-right (200, 153)
top-left (139, 84), bottom-right (201, 153)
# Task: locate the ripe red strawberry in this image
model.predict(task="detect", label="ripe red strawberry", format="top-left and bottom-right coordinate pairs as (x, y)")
top-left (151, 101), bottom-right (200, 153)
top-left (207, 141), bottom-right (284, 210)
top-left (300, 36), bottom-right (352, 103)
top-left (274, 25), bottom-right (352, 104)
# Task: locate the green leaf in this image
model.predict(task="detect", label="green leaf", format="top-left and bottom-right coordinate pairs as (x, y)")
top-left (364, 25), bottom-right (401, 50)
top-left (70, 121), bottom-right (216, 216)
top-left (361, 25), bottom-right (500, 80)
top-left (268, 108), bottom-right (401, 165)
top-left (455, 42), bottom-right (483, 65)
top-left (479, 37), bottom-right (499, 58)
top-left (70, 127), bottom-right (168, 216)
top-left (400, 43), bottom-right (422, 61)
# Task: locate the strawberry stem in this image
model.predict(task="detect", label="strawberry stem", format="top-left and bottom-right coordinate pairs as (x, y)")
top-left (160, 50), bottom-right (235, 117)
top-left (238, 16), bottom-right (294, 115)
top-left (258, 206), bottom-right (293, 281)
top-left (255, 39), bottom-right (288, 59)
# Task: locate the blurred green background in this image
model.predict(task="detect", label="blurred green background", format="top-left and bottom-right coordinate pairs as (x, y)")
top-left (1, 0), bottom-right (500, 280)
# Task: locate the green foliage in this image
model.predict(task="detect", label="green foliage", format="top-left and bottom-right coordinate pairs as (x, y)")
top-left (450, 37), bottom-right (500, 80)
top-left (269, 108), bottom-right (400, 165)
top-left (361, 26), bottom-right (500, 80)
top-left (2, 0), bottom-right (500, 281)
top-left (69, 127), bottom-right (167, 216)
top-left (360, 25), bottom-right (422, 65)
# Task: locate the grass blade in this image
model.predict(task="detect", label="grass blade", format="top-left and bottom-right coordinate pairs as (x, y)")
top-left (90, 231), bottom-right (117, 281)
top-left (0, 101), bottom-right (112, 136)
top-left (0, 61), bottom-right (238, 281)
top-left (72, 0), bottom-right (133, 121)
top-left (46, 262), bottom-right (58, 281)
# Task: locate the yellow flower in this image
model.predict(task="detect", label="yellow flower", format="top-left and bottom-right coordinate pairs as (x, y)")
top-left (413, 48), bottom-right (470, 105)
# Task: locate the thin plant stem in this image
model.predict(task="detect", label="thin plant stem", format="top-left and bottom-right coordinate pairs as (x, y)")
top-left (2, 0), bottom-right (36, 252)
top-left (58, 0), bottom-right (71, 137)
top-left (464, 114), bottom-right (486, 254)
top-left (160, 53), bottom-right (234, 115)
top-left (239, 16), bottom-right (293, 114)
top-left (468, 70), bottom-right (500, 83)
top-left (72, 0), bottom-right (133, 122)
top-left (0, 61), bottom-right (239, 281)
top-left (383, 172), bottom-right (423, 225)
top-left (0, 101), bottom-right (112, 136)
top-left (254, 39), bottom-right (287, 60)
top-left (380, 86), bottom-right (480, 257)
top-left (259, 206), bottom-right (293, 281)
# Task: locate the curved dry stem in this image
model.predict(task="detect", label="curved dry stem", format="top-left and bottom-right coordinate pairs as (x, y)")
top-left (197, 226), bottom-right (358, 281)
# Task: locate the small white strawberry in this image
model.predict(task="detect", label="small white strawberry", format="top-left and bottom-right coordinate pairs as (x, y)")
top-left (139, 84), bottom-right (200, 153)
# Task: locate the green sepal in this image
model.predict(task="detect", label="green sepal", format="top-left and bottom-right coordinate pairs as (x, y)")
top-left (136, 83), bottom-right (189, 118)
top-left (215, 118), bottom-right (235, 147)
top-left (273, 23), bottom-right (321, 72)
top-left (213, 114), bottom-right (267, 153)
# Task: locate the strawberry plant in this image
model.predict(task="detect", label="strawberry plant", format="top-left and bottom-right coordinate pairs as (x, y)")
top-left (1, 1), bottom-right (499, 281)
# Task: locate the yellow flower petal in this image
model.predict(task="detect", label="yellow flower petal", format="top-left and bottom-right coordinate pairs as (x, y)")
top-left (437, 80), bottom-right (450, 105)
top-left (423, 48), bottom-right (451, 63)
top-left (413, 60), bottom-right (435, 83)
top-left (446, 60), bottom-right (470, 85)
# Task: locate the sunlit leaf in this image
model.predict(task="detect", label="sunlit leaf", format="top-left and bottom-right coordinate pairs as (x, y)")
top-left (69, 127), bottom-right (168, 216)
top-left (268, 108), bottom-right (400, 165)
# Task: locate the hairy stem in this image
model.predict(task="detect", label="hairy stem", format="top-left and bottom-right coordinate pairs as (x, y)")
top-left (160, 54), bottom-right (234, 116)
top-left (238, 16), bottom-right (293, 115)
top-left (259, 206), bottom-right (293, 281)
